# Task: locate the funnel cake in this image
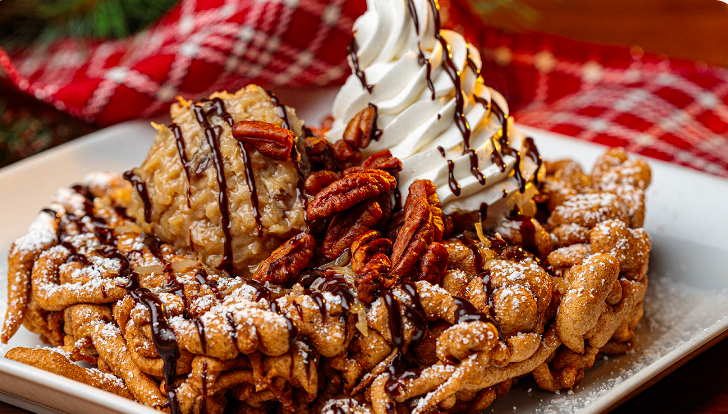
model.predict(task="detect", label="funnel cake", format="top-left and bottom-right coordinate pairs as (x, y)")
top-left (2, 129), bottom-right (652, 413)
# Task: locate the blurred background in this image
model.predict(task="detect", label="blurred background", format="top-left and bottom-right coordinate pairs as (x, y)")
top-left (0, 0), bottom-right (727, 167)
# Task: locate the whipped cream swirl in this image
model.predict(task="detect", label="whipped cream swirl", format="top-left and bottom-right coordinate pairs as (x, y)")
top-left (326, 0), bottom-right (543, 226)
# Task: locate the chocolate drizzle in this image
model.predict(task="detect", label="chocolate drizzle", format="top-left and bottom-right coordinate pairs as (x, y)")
top-left (407, 0), bottom-right (420, 35)
top-left (465, 43), bottom-right (480, 78)
top-left (61, 241), bottom-right (89, 266)
top-left (41, 208), bottom-right (61, 242)
top-left (170, 123), bottom-right (192, 208)
top-left (347, 37), bottom-right (373, 93)
top-left (478, 202), bottom-right (488, 223)
top-left (490, 137), bottom-right (507, 172)
top-left (209, 98), bottom-right (265, 238)
top-left (194, 318), bottom-right (207, 353)
top-left (200, 361), bottom-right (208, 414)
top-left (122, 170), bottom-right (151, 223)
top-left (310, 292), bottom-right (327, 322)
top-left (393, 172), bottom-right (402, 212)
top-left (382, 291), bottom-right (404, 349)
top-left (382, 281), bottom-right (428, 399)
top-left (417, 45), bottom-right (436, 100)
top-left (384, 352), bottom-right (422, 398)
top-left (524, 137), bottom-right (543, 186)
top-left (192, 105), bottom-right (236, 271)
top-left (128, 288), bottom-right (181, 414)
top-left (447, 160), bottom-right (461, 196)
top-left (368, 103), bottom-right (384, 142)
top-left (237, 138), bottom-right (264, 237)
top-left (452, 296), bottom-right (502, 340)
top-left (269, 300), bottom-right (298, 348)
top-left (243, 279), bottom-right (298, 347)
top-left (269, 91), bottom-right (309, 209)
top-left (467, 148), bottom-right (486, 185)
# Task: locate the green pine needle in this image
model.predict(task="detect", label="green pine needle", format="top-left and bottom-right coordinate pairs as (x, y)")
top-left (0, 0), bottom-right (179, 43)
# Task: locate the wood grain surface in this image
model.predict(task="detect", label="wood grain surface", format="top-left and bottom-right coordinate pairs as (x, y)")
top-left (1, 0), bottom-right (727, 413)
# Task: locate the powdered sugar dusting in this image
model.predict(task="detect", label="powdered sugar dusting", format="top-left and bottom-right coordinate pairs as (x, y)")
top-left (486, 263), bottom-right (728, 413)
top-left (10, 212), bottom-right (57, 255)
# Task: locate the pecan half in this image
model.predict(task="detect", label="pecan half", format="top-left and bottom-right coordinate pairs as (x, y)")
top-left (406, 180), bottom-right (445, 242)
top-left (390, 196), bottom-right (434, 279)
top-left (307, 169), bottom-right (396, 221)
top-left (333, 140), bottom-right (362, 170)
top-left (232, 121), bottom-right (294, 161)
top-left (385, 210), bottom-right (404, 241)
top-left (321, 199), bottom-right (384, 261)
top-left (304, 171), bottom-right (340, 195)
top-left (362, 150), bottom-right (402, 175)
top-left (253, 232), bottom-right (315, 284)
top-left (418, 242), bottom-right (449, 285)
top-left (343, 105), bottom-right (378, 149)
top-left (351, 230), bottom-right (392, 274)
top-left (305, 136), bottom-right (337, 171)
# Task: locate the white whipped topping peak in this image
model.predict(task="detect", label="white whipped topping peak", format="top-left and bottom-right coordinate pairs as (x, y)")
top-left (327, 0), bottom-right (543, 226)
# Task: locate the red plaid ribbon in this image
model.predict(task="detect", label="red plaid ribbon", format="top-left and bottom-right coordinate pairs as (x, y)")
top-left (1, 0), bottom-right (727, 177)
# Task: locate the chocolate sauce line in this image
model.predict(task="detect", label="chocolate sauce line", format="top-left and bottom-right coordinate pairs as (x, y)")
top-left (128, 288), bottom-right (181, 414)
top-left (447, 160), bottom-right (461, 196)
top-left (407, 0), bottom-right (487, 193)
top-left (61, 241), bottom-right (89, 266)
top-left (347, 37), bottom-right (373, 93)
top-left (41, 208), bottom-right (61, 242)
top-left (269, 91), bottom-right (309, 207)
top-left (245, 280), bottom-right (298, 347)
top-left (322, 275), bottom-right (356, 339)
top-left (524, 137), bottom-right (543, 187)
top-left (200, 361), bottom-right (208, 414)
top-left (209, 98), bottom-right (264, 238)
top-left (417, 45), bottom-right (436, 101)
top-left (238, 140), bottom-right (264, 238)
top-left (192, 105), bottom-right (236, 272)
top-left (382, 291), bottom-right (404, 349)
top-left (465, 43), bottom-right (480, 79)
top-left (368, 103), bottom-right (383, 142)
top-left (123, 170), bottom-right (151, 223)
top-left (393, 172), bottom-right (402, 212)
top-left (170, 123), bottom-right (192, 208)
top-left (478, 202), bottom-right (488, 223)
top-left (452, 296), bottom-right (502, 340)
top-left (382, 281), bottom-right (427, 399)
top-left (193, 318), bottom-right (207, 353)
top-left (407, 0), bottom-right (420, 35)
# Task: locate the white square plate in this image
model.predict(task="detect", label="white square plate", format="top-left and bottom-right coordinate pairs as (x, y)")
top-left (1, 88), bottom-right (728, 414)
